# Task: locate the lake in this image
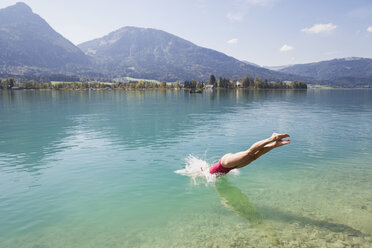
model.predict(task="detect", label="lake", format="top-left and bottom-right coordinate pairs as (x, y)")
top-left (0, 89), bottom-right (371, 247)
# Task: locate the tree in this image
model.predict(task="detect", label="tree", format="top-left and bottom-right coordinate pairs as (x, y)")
top-left (196, 82), bottom-right (203, 89)
top-left (136, 81), bottom-right (146, 88)
top-left (242, 76), bottom-right (251, 88)
top-left (1, 78), bottom-right (15, 89)
top-left (291, 81), bottom-right (307, 89)
top-left (209, 75), bottom-right (216, 86)
top-left (218, 77), bottom-right (230, 88)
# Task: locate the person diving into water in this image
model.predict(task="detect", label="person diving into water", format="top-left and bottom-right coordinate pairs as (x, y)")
top-left (209, 133), bottom-right (290, 176)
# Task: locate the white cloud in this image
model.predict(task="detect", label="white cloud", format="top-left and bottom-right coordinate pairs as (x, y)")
top-left (227, 12), bottom-right (244, 22)
top-left (301, 23), bottom-right (337, 34)
top-left (367, 26), bottom-right (372, 32)
top-left (227, 38), bottom-right (238, 44)
top-left (280, 44), bottom-right (294, 52)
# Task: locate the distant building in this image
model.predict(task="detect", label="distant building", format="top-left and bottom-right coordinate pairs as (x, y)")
top-left (230, 80), bottom-right (243, 87)
top-left (205, 84), bottom-right (214, 89)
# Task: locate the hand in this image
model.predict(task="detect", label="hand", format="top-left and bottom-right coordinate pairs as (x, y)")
top-left (274, 139), bottom-right (291, 147)
top-left (271, 132), bottom-right (290, 141)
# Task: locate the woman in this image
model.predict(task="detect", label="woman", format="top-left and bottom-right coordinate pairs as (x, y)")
top-left (209, 133), bottom-right (290, 175)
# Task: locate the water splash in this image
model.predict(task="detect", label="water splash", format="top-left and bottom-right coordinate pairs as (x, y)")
top-left (174, 155), bottom-right (216, 184)
top-left (175, 155), bottom-right (240, 184)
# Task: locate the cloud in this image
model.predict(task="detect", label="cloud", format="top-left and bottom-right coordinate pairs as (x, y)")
top-left (227, 38), bottom-right (238, 44)
top-left (368, 26), bottom-right (372, 32)
top-left (301, 23), bottom-right (337, 34)
top-left (227, 12), bottom-right (244, 22)
top-left (280, 44), bottom-right (294, 52)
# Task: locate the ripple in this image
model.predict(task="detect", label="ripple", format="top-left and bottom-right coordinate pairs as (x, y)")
top-left (1, 89), bottom-right (372, 247)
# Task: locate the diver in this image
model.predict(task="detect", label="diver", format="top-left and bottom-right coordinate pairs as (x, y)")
top-left (209, 133), bottom-right (290, 175)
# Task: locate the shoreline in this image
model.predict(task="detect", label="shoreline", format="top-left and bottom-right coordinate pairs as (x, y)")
top-left (2, 87), bottom-right (372, 91)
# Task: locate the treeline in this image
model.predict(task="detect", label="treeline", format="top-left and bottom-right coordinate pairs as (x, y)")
top-left (183, 80), bottom-right (205, 89)
top-left (118, 81), bottom-right (181, 89)
top-left (239, 76), bottom-right (307, 89)
top-left (185, 75), bottom-right (307, 89)
top-left (0, 75), bottom-right (307, 90)
top-left (0, 78), bottom-right (182, 90)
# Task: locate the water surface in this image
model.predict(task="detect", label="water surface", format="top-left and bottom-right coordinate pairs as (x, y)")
top-left (0, 89), bottom-right (371, 247)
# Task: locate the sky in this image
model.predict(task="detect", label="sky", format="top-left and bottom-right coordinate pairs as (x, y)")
top-left (1, 0), bottom-right (372, 66)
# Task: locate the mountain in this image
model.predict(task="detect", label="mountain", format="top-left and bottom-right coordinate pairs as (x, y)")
top-left (1, 3), bottom-right (370, 86)
top-left (264, 65), bottom-right (292, 71)
top-left (279, 57), bottom-right (372, 86)
top-left (241, 60), bottom-right (261, 68)
top-left (78, 26), bottom-right (296, 82)
top-left (0, 2), bottom-right (90, 77)
top-left (0, 3), bottom-right (302, 83)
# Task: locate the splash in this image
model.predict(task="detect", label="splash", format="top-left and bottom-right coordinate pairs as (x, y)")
top-left (175, 155), bottom-right (240, 184)
top-left (174, 155), bottom-right (216, 184)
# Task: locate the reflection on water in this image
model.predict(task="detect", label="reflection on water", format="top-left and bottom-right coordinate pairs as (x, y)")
top-left (0, 89), bottom-right (311, 174)
top-left (216, 176), bottom-right (367, 237)
top-left (259, 205), bottom-right (365, 236)
top-left (215, 177), bottom-right (262, 224)
top-left (215, 177), bottom-right (284, 245)
top-left (0, 89), bottom-right (371, 247)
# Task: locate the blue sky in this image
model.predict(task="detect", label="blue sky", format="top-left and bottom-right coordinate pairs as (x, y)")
top-left (1, 0), bottom-right (371, 66)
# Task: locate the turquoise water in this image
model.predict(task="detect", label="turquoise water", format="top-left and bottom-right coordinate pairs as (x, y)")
top-left (0, 89), bottom-right (371, 247)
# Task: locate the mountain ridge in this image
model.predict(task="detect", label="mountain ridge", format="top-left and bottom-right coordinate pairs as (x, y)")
top-left (78, 26), bottom-right (297, 82)
top-left (279, 57), bottom-right (372, 86)
top-left (0, 2), bottom-right (90, 76)
top-left (0, 2), bottom-right (371, 85)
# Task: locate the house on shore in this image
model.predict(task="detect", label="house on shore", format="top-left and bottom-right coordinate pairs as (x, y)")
top-left (230, 80), bottom-right (243, 87)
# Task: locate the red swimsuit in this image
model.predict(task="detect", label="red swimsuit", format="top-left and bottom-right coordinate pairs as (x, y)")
top-left (209, 159), bottom-right (235, 175)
